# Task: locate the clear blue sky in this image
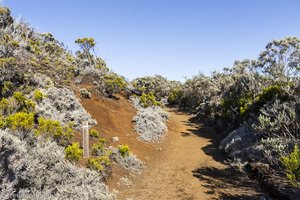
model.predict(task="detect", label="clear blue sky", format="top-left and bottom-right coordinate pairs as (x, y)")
top-left (5, 0), bottom-right (300, 81)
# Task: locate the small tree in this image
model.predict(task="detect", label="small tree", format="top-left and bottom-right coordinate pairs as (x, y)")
top-left (75, 37), bottom-right (96, 64)
top-left (258, 37), bottom-right (300, 81)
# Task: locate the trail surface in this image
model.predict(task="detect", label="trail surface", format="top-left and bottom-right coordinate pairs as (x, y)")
top-left (77, 90), bottom-right (265, 200)
top-left (116, 108), bottom-right (264, 200)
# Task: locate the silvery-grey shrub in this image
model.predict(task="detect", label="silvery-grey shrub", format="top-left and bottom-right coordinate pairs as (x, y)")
top-left (0, 130), bottom-right (114, 200)
top-left (35, 87), bottom-right (97, 130)
top-left (131, 97), bottom-right (168, 142)
top-left (110, 147), bottom-right (143, 173)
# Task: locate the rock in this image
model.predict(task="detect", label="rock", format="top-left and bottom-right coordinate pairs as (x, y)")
top-left (119, 177), bottom-right (132, 186)
top-left (112, 137), bottom-right (119, 143)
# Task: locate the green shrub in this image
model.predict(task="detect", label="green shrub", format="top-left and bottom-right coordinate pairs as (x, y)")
top-left (12, 92), bottom-right (36, 113)
top-left (24, 99), bottom-right (36, 112)
top-left (33, 89), bottom-right (44, 102)
top-left (1, 81), bottom-right (13, 96)
top-left (0, 98), bottom-right (10, 115)
top-left (281, 145), bottom-right (300, 186)
top-left (6, 112), bottom-right (34, 131)
top-left (254, 85), bottom-right (287, 107)
top-left (118, 144), bottom-right (130, 157)
top-left (104, 74), bottom-right (127, 96)
top-left (140, 92), bottom-right (160, 108)
top-left (168, 89), bottom-right (183, 105)
top-left (87, 155), bottom-right (110, 172)
top-left (0, 57), bottom-right (16, 68)
top-left (91, 138), bottom-right (106, 156)
top-left (13, 91), bottom-right (26, 104)
top-left (89, 129), bottom-right (99, 138)
top-left (36, 117), bottom-right (74, 146)
top-left (64, 143), bottom-right (83, 163)
top-left (0, 115), bottom-right (5, 129)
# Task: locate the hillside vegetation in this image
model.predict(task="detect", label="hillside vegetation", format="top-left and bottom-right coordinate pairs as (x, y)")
top-left (0, 7), bottom-right (144, 199)
top-left (130, 37), bottom-right (300, 189)
top-left (0, 5), bottom-right (300, 199)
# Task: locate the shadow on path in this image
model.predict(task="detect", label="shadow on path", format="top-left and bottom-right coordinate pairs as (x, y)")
top-left (172, 108), bottom-right (268, 200)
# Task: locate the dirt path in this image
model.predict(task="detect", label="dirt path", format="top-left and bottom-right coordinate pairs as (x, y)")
top-left (76, 89), bottom-right (265, 200)
top-left (116, 108), bottom-right (265, 200)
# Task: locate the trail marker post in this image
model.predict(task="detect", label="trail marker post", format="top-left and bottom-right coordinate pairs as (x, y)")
top-left (82, 121), bottom-right (89, 158)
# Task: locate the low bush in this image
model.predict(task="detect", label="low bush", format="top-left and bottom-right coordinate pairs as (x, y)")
top-left (167, 89), bottom-right (183, 105)
top-left (132, 96), bottom-right (168, 142)
top-left (104, 74), bottom-right (127, 97)
top-left (140, 92), bottom-right (160, 108)
top-left (36, 117), bottom-right (74, 146)
top-left (131, 75), bottom-right (181, 100)
top-left (1, 81), bottom-right (13, 96)
top-left (0, 115), bottom-right (4, 129)
top-left (80, 88), bottom-right (91, 99)
top-left (13, 91), bottom-right (26, 104)
top-left (12, 91), bottom-right (36, 113)
top-left (6, 112), bottom-right (35, 132)
top-left (281, 145), bottom-right (300, 186)
top-left (64, 142), bottom-right (83, 163)
top-left (0, 130), bottom-right (114, 199)
top-left (0, 97), bottom-right (10, 115)
top-left (118, 144), bottom-right (130, 157)
top-left (33, 89), bottom-right (44, 102)
top-left (89, 129), bottom-right (99, 138)
top-left (87, 156), bottom-right (111, 173)
top-left (91, 138), bottom-right (106, 156)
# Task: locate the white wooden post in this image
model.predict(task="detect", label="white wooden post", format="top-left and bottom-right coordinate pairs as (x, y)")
top-left (82, 121), bottom-right (89, 158)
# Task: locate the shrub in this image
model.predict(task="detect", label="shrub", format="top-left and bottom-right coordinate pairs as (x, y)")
top-left (89, 129), bottom-right (99, 138)
top-left (6, 112), bottom-right (35, 131)
top-left (118, 144), bottom-right (130, 157)
top-left (104, 74), bottom-right (127, 96)
top-left (13, 91), bottom-right (26, 104)
top-left (0, 115), bottom-right (4, 129)
top-left (139, 92), bottom-right (160, 108)
top-left (0, 7), bottom-right (14, 28)
top-left (91, 138), bottom-right (106, 156)
top-left (1, 81), bottom-right (13, 96)
top-left (0, 130), bottom-right (113, 199)
top-left (254, 101), bottom-right (297, 137)
top-left (110, 147), bottom-right (143, 172)
top-left (168, 89), bottom-right (183, 105)
top-left (34, 87), bottom-right (97, 130)
top-left (24, 99), bottom-right (36, 112)
top-left (33, 89), bottom-right (44, 102)
top-left (0, 98), bottom-right (10, 115)
top-left (281, 145), bottom-right (300, 186)
top-left (87, 156), bottom-right (111, 173)
top-left (12, 92), bottom-right (36, 113)
top-left (131, 75), bottom-right (181, 100)
top-left (132, 97), bottom-right (168, 142)
top-left (80, 88), bottom-right (91, 99)
top-left (64, 143), bottom-right (83, 163)
top-left (36, 117), bottom-right (74, 146)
